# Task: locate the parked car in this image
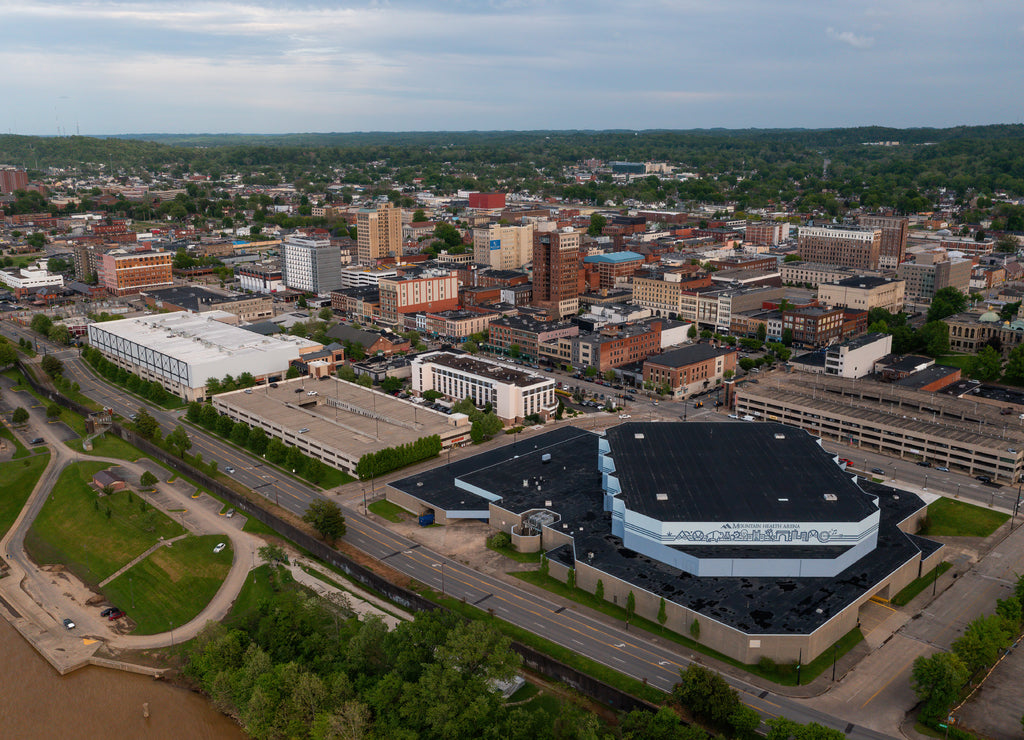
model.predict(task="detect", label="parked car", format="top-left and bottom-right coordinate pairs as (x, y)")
top-left (916, 460), bottom-right (931, 467)
top-left (100, 607), bottom-right (119, 617)
top-left (213, 542), bottom-right (227, 554)
top-left (618, 414), bottom-right (631, 419)
top-left (269, 382), bottom-right (278, 388)
top-left (225, 508), bottom-right (235, 518)
top-left (871, 467), bottom-right (885, 475)
top-left (936, 466), bottom-right (949, 472)
top-left (108, 610), bottom-right (125, 621)
top-left (976, 475), bottom-right (993, 483)
top-left (294, 388), bottom-right (304, 394)
top-left (63, 618), bottom-right (75, 630)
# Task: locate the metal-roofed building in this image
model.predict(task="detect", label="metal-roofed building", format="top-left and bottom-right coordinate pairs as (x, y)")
top-left (87, 310), bottom-right (321, 401)
top-left (386, 422), bottom-right (941, 665)
top-left (412, 351), bottom-right (556, 423)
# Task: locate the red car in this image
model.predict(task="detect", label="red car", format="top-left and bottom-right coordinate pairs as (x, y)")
top-left (108, 610), bottom-right (125, 621)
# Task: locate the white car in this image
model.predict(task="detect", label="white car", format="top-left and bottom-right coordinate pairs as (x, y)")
top-left (213, 542), bottom-right (226, 554)
top-left (618, 414), bottom-right (631, 419)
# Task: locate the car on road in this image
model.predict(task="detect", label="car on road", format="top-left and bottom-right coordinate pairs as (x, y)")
top-left (100, 607), bottom-right (119, 618)
top-left (225, 466), bottom-right (235, 474)
top-left (62, 618), bottom-right (75, 630)
top-left (916, 460), bottom-right (931, 467)
top-left (30, 437), bottom-right (44, 445)
top-left (294, 388), bottom-right (304, 394)
top-left (871, 467), bottom-right (885, 474)
top-left (298, 427), bottom-right (309, 433)
top-left (108, 610), bottom-right (125, 621)
top-left (936, 466), bottom-right (950, 472)
top-left (269, 382), bottom-right (278, 388)
top-left (244, 389), bottom-right (253, 394)
top-left (213, 542), bottom-right (227, 554)
top-left (976, 475), bottom-right (994, 483)
top-left (618, 414), bottom-right (631, 419)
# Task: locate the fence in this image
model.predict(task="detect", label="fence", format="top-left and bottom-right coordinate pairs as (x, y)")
top-left (20, 360), bottom-right (661, 711)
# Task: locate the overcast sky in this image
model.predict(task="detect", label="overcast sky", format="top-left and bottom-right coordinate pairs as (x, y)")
top-left (1, 0), bottom-right (1021, 135)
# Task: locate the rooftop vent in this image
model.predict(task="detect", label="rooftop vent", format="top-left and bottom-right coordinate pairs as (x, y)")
top-left (823, 493), bottom-right (838, 502)
top-left (634, 433), bottom-right (645, 440)
top-left (777, 498), bottom-right (789, 502)
top-left (656, 493), bottom-right (669, 501)
top-left (774, 433), bottom-right (786, 439)
top-left (545, 500), bottom-right (552, 508)
top-left (541, 453), bottom-right (552, 463)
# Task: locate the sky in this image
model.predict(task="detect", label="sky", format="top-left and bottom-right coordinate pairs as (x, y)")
top-left (1, 0), bottom-right (1022, 135)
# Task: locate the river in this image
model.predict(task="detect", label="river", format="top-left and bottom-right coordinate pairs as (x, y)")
top-left (0, 618), bottom-right (245, 739)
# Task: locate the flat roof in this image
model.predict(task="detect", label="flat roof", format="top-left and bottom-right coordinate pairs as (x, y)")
top-left (605, 422), bottom-right (878, 523)
top-left (895, 365), bottom-right (960, 390)
top-left (89, 311), bottom-right (319, 364)
top-left (583, 251), bottom-right (644, 264)
top-left (834, 276), bottom-right (899, 289)
top-left (645, 344), bottom-right (735, 369)
top-left (420, 352), bottom-right (553, 388)
top-left (216, 376), bottom-right (463, 458)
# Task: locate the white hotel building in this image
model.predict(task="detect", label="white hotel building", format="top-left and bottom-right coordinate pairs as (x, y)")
top-left (87, 311), bottom-right (321, 401)
top-left (412, 351), bottom-right (557, 424)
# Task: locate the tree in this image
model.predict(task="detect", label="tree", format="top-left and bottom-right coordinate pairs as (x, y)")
top-left (952, 613), bottom-right (1013, 675)
top-left (919, 321), bottom-right (950, 357)
top-left (1005, 344), bottom-right (1024, 385)
top-left (303, 499), bottom-right (347, 542)
top-left (783, 253), bottom-right (802, 263)
top-left (356, 374), bottom-right (373, 388)
top-left (318, 307), bottom-right (333, 321)
top-left (30, 313), bottom-right (53, 336)
top-left (258, 544), bottom-right (289, 567)
top-left (757, 323), bottom-right (768, 341)
top-left (166, 425), bottom-right (192, 457)
top-left (690, 618), bottom-right (700, 640)
top-left (673, 664), bottom-right (739, 729)
top-left (657, 597), bottom-right (667, 625)
top-left (139, 470), bottom-right (158, 488)
top-left (781, 328), bottom-right (794, 347)
top-left (625, 591), bottom-right (636, 621)
top-left (587, 212), bottom-right (607, 237)
top-left (134, 408), bottom-right (161, 440)
top-left (687, 324), bottom-right (698, 339)
top-left (462, 340), bottom-right (479, 354)
top-left (412, 209), bottom-right (426, 222)
top-left (433, 222), bottom-right (463, 248)
top-left (286, 365), bottom-right (302, 379)
top-left (12, 407), bottom-right (29, 424)
top-left (380, 376), bottom-right (402, 394)
top-left (0, 341), bottom-right (16, 368)
top-left (584, 366), bottom-right (598, 378)
top-left (927, 287), bottom-right (968, 323)
top-left (603, 370), bottom-right (616, 383)
top-left (41, 354), bottom-right (63, 377)
top-left (47, 324), bottom-right (71, 346)
top-left (911, 652), bottom-right (968, 722)
top-left (508, 343), bottom-right (521, 359)
top-left (967, 345), bottom-right (1002, 382)
top-left (46, 403), bottom-right (62, 419)
top-left (995, 234), bottom-right (1018, 253)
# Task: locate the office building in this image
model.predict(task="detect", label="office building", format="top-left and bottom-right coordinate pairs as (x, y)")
top-left (582, 251), bottom-right (644, 289)
top-left (412, 351), bottom-right (557, 424)
top-left (797, 225), bottom-right (882, 270)
top-left (817, 276), bottom-right (905, 314)
top-left (897, 257), bottom-right (972, 302)
top-left (0, 166), bottom-right (28, 194)
top-left (377, 270), bottom-right (459, 325)
top-left (824, 333), bottom-right (893, 378)
top-left (472, 223), bottom-right (535, 269)
top-left (356, 202), bottom-right (402, 264)
top-left (643, 344), bottom-right (737, 397)
top-left (98, 247), bottom-right (173, 296)
top-left (282, 235), bottom-right (342, 295)
top-left (532, 227), bottom-right (581, 319)
top-left (857, 214), bottom-right (909, 268)
top-left (744, 221), bottom-right (791, 246)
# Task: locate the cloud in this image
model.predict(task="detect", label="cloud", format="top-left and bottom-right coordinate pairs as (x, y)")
top-left (826, 27), bottom-right (875, 49)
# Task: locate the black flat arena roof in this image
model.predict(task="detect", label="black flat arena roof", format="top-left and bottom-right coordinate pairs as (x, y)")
top-left (604, 422), bottom-right (878, 524)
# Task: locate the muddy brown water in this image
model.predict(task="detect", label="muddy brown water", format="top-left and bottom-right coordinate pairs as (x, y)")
top-left (0, 618), bottom-right (245, 739)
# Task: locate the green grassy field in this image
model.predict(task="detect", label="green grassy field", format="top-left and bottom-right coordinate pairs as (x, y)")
top-left (0, 425), bottom-right (31, 458)
top-left (67, 432), bottom-right (142, 461)
top-left (25, 462), bottom-right (184, 587)
top-left (920, 497), bottom-right (1009, 537)
top-left (934, 355), bottom-right (974, 371)
top-left (488, 541), bottom-right (543, 563)
top-left (102, 534), bottom-right (232, 634)
top-left (0, 453), bottom-right (50, 538)
top-left (891, 562), bottom-right (953, 606)
top-left (368, 499), bottom-right (408, 522)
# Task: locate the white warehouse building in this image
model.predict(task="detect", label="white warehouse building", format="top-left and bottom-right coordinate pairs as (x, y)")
top-left (87, 310), bottom-right (321, 401)
top-left (412, 351), bottom-right (557, 424)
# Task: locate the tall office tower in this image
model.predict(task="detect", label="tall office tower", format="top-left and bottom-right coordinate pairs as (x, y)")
top-left (857, 214), bottom-right (909, 269)
top-left (532, 226), bottom-right (581, 319)
top-left (472, 223), bottom-right (536, 269)
top-left (0, 166), bottom-right (28, 194)
top-left (356, 202), bottom-right (402, 264)
top-left (282, 235), bottom-right (342, 294)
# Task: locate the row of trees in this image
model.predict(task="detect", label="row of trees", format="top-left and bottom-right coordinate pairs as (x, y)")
top-left (451, 397), bottom-right (505, 444)
top-left (29, 313), bottom-right (71, 346)
top-left (354, 434), bottom-right (442, 480)
top-left (82, 346), bottom-right (169, 405)
top-left (912, 574), bottom-right (1024, 731)
top-left (185, 401), bottom-right (331, 484)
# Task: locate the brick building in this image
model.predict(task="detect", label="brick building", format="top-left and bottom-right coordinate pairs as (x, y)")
top-left (488, 315), bottom-right (579, 360)
top-left (582, 251), bottom-right (643, 289)
top-left (817, 276), bottom-right (905, 314)
top-left (356, 202), bottom-right (402, 264)
top-left (797, 225), bottom-right (881, 270)
top-left (0, 166), bottom-right (28, 194)
top-left (856, 214), bottom-right (909, 268)
top-left (377, 270), bottom-right (459, 325)
top-left (98, 247), bottom-right (173, 296)
top-left (532, 227), bottom-right (581, 319)
top-left (744, 221), bottom-right (791, 246)
top-left (782, 306), bottom-right (845, 347)
top-left (643, 344), bottom-right (737, 398)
